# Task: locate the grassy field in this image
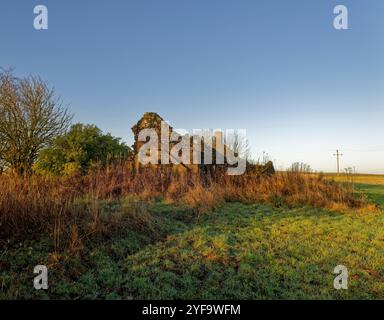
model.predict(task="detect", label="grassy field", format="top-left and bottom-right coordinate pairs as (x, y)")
top-left (2, 200), bottom-right (384, 299)
top-left (329, 174), bottom-right (384, 185)
top-left (1, 173), bottom-right (384, 300)
top-left (122, 203), bottom-right (384, 300)
top-left (327, 174), bottom-right (384, 207)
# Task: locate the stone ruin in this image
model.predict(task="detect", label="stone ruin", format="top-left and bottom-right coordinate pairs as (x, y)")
top-left (131, 112), bottom-right (275, 177)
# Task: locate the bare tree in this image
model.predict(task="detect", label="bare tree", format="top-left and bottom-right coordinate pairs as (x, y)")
top-left (225, 130), bottom-right (251, 161)
top-left (289, 162), bottom-right (313, 173)
top-left (0, 70), bottom-right (73, 175)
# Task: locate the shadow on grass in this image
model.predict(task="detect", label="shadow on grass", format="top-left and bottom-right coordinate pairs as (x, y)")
top-left (355, 183), bottom-right (384, 208)
top-left (2, 202), bottom-right (383, 299)
top-left (120, 203), bottom-right (384, 300)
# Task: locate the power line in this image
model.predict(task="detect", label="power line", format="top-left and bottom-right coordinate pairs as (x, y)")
top-left (333, 149), bottom-right (344, 174)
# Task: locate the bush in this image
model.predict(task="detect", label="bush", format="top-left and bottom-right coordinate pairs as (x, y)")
top-left (35, 123), bottom-right (132, 176)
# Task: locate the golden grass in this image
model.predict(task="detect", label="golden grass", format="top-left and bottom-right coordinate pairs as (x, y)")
top-left (0, 164), bottom-right (375, 250)
top-left (326, 173), bottom-right (384, 185)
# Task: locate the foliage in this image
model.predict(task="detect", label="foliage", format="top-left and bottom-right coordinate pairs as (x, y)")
top-left (34, 123), bottom-right (131, 175)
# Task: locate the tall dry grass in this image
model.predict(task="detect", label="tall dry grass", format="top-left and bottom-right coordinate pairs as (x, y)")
top-left (0, 162), bottom-right (372, 248)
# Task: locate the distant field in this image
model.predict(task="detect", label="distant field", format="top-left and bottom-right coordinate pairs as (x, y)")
top-left (327, 173), bottom-right (384, 186)
top-left (326, 174), bottom-right (384, 207)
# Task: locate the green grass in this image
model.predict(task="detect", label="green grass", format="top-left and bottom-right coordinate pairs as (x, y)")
top-left (121, 203), bottom-right (384, 299)
top-left (1, 200), bottom-right (384, 299)
top-left (356, 183), bottom-right (384, 208)
top-left (326, 173), bottom-right (384, 208)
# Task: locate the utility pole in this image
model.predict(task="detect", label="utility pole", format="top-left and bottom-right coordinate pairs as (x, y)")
top-left (333, 149), bottom-right (343, 175)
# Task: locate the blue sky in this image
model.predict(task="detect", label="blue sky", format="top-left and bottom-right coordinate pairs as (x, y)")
top-left (1, 0), bottom-right (383, 173)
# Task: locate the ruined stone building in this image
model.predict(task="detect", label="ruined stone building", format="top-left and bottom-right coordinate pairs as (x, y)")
top-left (131, 112), bottom-right (275, 177)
